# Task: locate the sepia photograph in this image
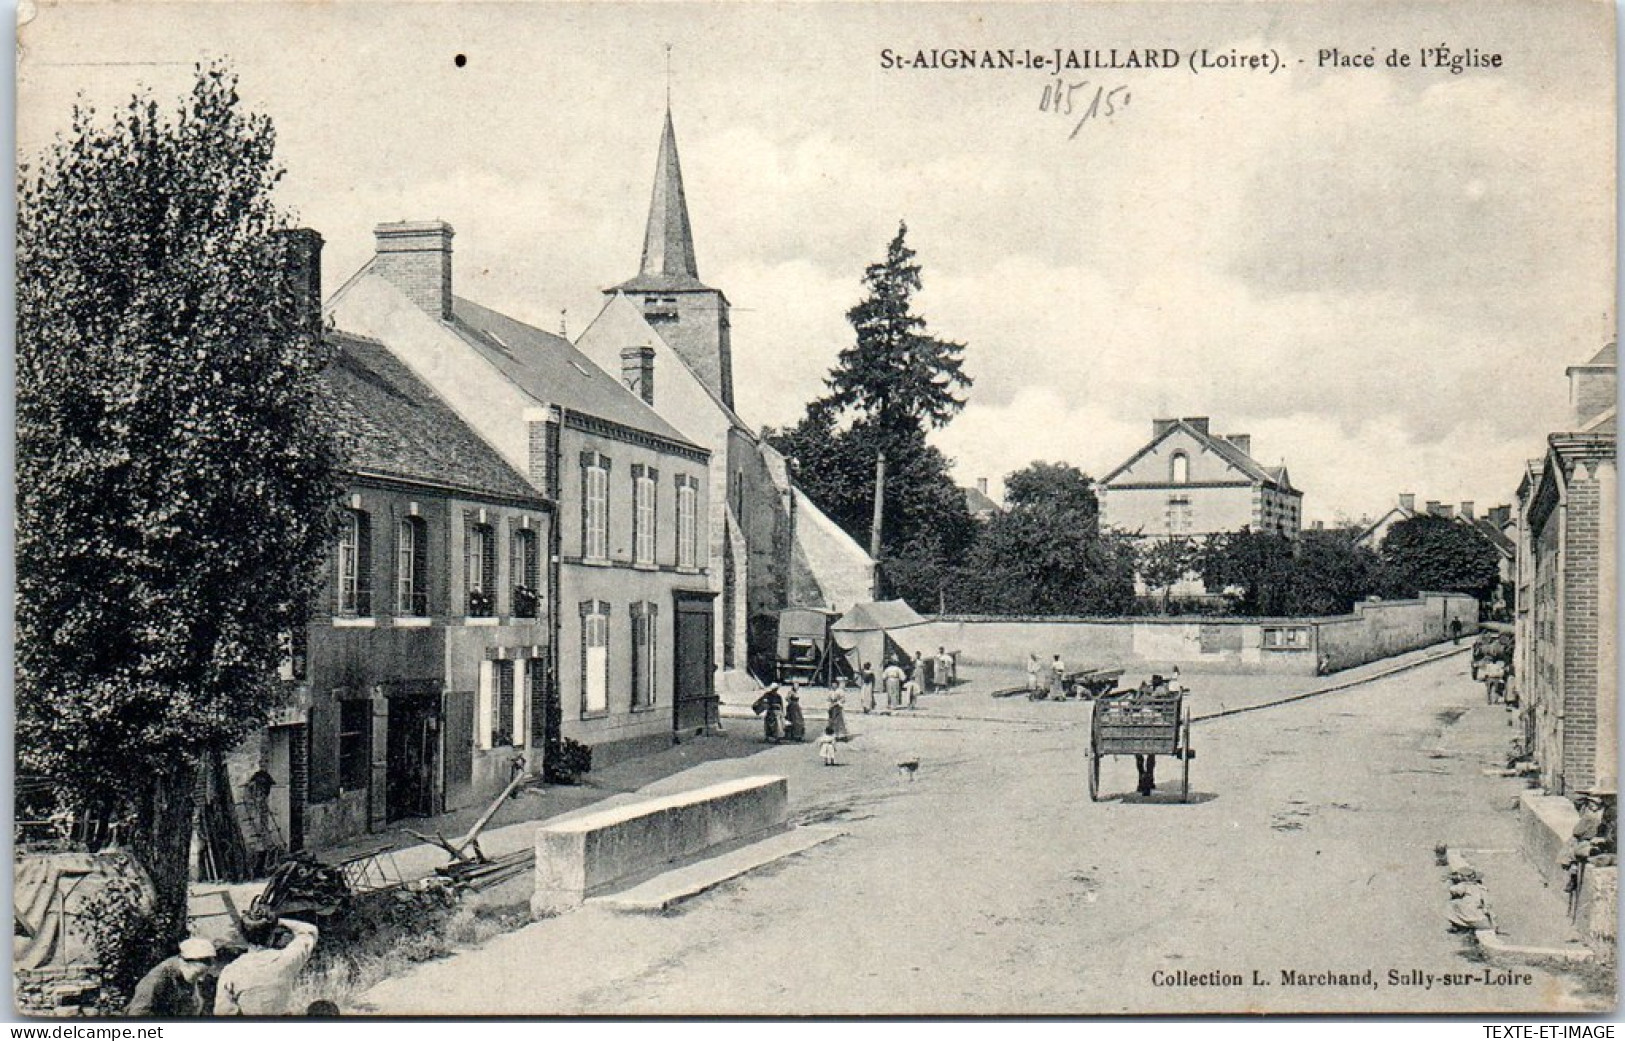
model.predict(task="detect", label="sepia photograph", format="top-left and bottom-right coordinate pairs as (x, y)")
top-left (12, 0), bottom-right (1619, 1018)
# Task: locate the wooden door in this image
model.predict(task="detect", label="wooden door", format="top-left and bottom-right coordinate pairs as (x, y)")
top-left (673, 591), bottom-right (718, 734)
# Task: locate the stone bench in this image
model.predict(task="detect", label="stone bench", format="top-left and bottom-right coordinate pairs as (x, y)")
top-left (531, 775), bottom-right (788, 916)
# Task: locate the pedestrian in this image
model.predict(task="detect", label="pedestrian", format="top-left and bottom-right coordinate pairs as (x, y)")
top-left (935, 647), bottom-right (954, 692)
top-left (1026, 653), bottom-right (1041, 693)
top-left (904, 660), bottom-right (923, 709)
top-left (818, 725), bottom-right (839, 766)
top-left (214, 911), bottom-right (320, 1016)
top-left (753, 685), bottom-right (785, 743)
top-left (859, 662), bottom-right (877, 714)
top-left (1050, 654), bottom-right (1066, 698)
top-left (126, 936), bottom-right (216, 1017)
top-left (883, 660), bottom-right (905, 711)
top-left (1451, 618), bottom-right (1464, 645)
top-left (827, 685), bottom-right (849, 741)
top-left (785, 685), bottom-right (807, 741)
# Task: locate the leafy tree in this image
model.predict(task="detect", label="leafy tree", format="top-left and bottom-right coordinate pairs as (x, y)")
top-left (1380, 514), bottom-right (1501, 604)
top-left (827, 221), bottom-right (971, 436)
top-left (1137, 537), bottom-right (1197, 614)
top-left (17, 65), bottom-right (344, 945)
top-left (952, 506), bottom-right (1135, 615)
top-left (1281, 528), bottom-right (1414, 616)
top-left (1196, 528), bottom-right (1296, 615)
top-left (1004, 461), bottom-right (1098, 529)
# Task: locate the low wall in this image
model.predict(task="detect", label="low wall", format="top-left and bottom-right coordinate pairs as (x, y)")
top-left (531, 775), bottom-right (788, 916)
top-left (903, 593), bottom-right (1477, 676)
top-left (1520, 790), bottom-right (1616, 956)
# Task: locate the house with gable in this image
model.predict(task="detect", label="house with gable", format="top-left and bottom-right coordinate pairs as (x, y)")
top-left (575, 108), bottom-right (874, 682)
top-left (1097, 417), bottom-right (1303, 540)
top-left (327, 220), bottom-right (719, 765)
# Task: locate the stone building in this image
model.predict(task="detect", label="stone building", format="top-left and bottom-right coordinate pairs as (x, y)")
top-left (328, 220), bottom-right (719, 769)
top-left (1514, 342), bottom-right (1617, 795)
top-left (574, 108), bottom-right (874, 682)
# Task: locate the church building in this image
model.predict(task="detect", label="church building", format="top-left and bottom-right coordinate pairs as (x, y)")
top-left (575, 108), bottom-right (875, 683)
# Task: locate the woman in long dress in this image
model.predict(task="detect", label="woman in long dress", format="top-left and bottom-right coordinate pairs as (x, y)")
top-left (754, 686), bottom-right (785, 743)
top-left (859, 663), bottom-right (877, 714)
top-left (784, 686), bottom-right (807, 742)
top-left (883, 661), bottom-right (905, 711)
top-left (827, 686), bottom-right (849, 740)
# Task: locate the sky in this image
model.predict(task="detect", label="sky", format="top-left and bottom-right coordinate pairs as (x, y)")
top-left (17, 0), bottom-right (1617, 525)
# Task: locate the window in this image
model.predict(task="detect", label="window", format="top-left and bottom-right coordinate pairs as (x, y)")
top-left (397, 517), bottom-right (428, 616)
top-left (337, 698), bottom-right (371, 791)
top-left (336, 509), bottom-right (372, 616)
top-left (1263, 626), bottom-right (1310, 650)
top-left (1170, 451), bottom-right (1190, 485)
top-left (581, 452), bottom-right (610, 561)
top-left (632, 465), bottom-right (658, 566)
top-left (631, 602), bottom-right (657, 709)
top-left (510, 528), bottom-right (540, 618)
top-left (481, 660), bottom-right (519, 748)
top-left (1166, 496), bottom-right (1193, 535)
top-left (464, 517), bottom-right (496, 616)
top-left (677, 476), bottom-right (698, 569)
top-left (581, 602), bottom-right (609, 715)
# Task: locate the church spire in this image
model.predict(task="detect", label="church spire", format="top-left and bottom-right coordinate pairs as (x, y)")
top-left (636, 109), bottom-right (701, 285)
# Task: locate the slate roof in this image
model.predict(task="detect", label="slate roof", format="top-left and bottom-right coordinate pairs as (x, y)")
top-left (612, 110), bottom-right (717, 296)
top-left (323, 332), bottom-right (544, 504)
top-left (963, 484), bottom-right (1001, 517)
top-left (447, 296), bottom-right (703, 452)
top-left (1101, 418), bottom-right (1296, 492)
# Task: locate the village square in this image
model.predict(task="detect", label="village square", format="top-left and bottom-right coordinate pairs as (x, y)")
top-left (12, 0), bottom-right (1618, 1021)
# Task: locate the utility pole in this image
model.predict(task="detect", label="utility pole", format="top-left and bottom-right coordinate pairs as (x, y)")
top-left (869, 448), bottom-right (886, 581)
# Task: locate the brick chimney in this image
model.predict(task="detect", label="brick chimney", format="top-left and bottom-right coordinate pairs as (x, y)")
top-left (1488, 505), bottom-right (1511, 528)
top-left (1459, 501), bottom-right (1475, 521)
top-left (1225, 433), bottom-right (1252, 457)
top-left (976, 477), bottom-right (989, 496)
top-left (1424, 499), bottom-right (1440, 516)
top-left (1152, 418), bottom-right (1177, 439)
top-left (620, 346), bottom-right (655, 406)
top-left (276, 228), bottom-right (323, 340)
top-left (1399, 493), bottom-right (1416, 513)
top-left (372, 220), bottom-right (454, 320)
top-left (1182, 416), bottom-right (1211, 435)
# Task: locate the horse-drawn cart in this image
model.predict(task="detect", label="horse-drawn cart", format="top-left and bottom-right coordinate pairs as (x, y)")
top-left (1087, 691), bottom-right (1194, 802)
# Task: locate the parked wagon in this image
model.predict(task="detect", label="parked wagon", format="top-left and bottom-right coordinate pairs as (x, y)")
top-left (1067, 667), bottom-right (1125, 700)
top-left (1086, 690), bottom-right (1194, 802)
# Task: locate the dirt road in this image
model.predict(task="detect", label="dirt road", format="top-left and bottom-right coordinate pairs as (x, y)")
top-left (360, 653), bottom-right (1605, 1015)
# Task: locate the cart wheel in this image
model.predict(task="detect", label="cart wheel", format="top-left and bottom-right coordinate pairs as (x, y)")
top-left (1087, 747), bottom-right (1100, 802)
top-left (1180, 709), bottom-right (1192, 803)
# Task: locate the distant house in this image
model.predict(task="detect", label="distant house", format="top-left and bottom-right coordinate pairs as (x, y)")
top-left (1514, 342), bottom-right (1617, 795)
top-left (328, 220), bottom-right (719, 774)
top-left (962, 478), bottom-right (1001, 521)
top-left (574, 107), bottom-right (874, 682)
top-left (1097, 417), bottom-right (1302, 540)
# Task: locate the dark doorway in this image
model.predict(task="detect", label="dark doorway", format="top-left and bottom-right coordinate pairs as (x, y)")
top-left (673, 590), bottom-right (719, 734)
top-left (386, 693), bottom-right (439, 820)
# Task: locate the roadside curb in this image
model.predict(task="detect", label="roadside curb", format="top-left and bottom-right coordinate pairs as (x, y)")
top-left (1445, 847), bottom-right (1595, 964)
top-left (1193, 644), bottom-right (1471, 724)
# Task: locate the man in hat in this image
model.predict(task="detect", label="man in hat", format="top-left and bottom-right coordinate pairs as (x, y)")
top-left (214, 911), bottom-right (319, 1016)
top-left (126, 936), bottom-right (216, 1017)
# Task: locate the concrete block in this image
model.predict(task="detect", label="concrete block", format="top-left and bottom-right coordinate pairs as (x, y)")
top-left (532, 775), bottom-right (787, 916)
top-left (1520, 790), bottom-right (1579, 889)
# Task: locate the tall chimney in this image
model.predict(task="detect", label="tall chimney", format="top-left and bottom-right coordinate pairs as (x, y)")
top-left (372, 220), bottom-right (455, 320)
top-left (1459, 501), bottom-right (1475, 520)
top-left (1399, 493), bottom-right (1416, 513)
top-left (1182, 416), bottom-right (1211, 435)
top-left (276, 228), bottom-right (323, 341)
top-left (976, 478), bottom-right (989, 496)
top-left (620, 346), bottom-right (655, 406)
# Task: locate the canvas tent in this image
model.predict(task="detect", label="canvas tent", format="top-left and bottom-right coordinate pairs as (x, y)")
top-left (831, 600), bottom-right (927, 674)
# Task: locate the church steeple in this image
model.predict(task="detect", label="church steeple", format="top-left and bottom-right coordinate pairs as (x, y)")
top-left (610, 106), bottom-right (734, 409)
top-left (638, 110), bottom-right (702, 286)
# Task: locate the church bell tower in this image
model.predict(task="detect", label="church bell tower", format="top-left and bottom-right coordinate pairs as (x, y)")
top-left (609, 109), bottom-right (734, 410)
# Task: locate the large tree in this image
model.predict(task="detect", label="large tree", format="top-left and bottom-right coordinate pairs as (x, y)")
top-left (1380, 514), bottom-right (1502, 604)
top-left (17, 65), bottom-right (344, 944)
top-left (827, 221), bottom-right (971, 436)
top-left (770, 221), bottom-right (974, 603)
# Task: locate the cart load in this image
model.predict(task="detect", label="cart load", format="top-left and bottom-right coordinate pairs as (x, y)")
top-left (1086, 690), bottom-right (1194, 802)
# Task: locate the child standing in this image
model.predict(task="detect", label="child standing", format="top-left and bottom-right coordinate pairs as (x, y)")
top-left (818, 726), bottom-right (839, 766)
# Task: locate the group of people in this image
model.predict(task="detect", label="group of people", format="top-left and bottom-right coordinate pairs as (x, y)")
top-left (1026, 653), bottom-right (1074, 699)
top-left (127, 911), bottom-right (324, 1017)
top-left (753, 648), bottom-right (957, 764)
